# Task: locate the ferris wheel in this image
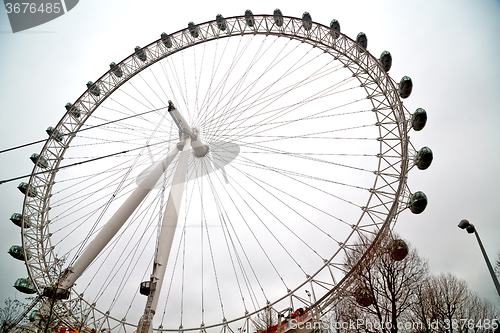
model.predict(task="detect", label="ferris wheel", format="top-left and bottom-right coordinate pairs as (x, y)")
top-left (10, 10), bottom-right (432, 333)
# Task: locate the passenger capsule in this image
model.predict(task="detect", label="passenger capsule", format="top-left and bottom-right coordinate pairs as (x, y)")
top-left (8, 245), bottom-right (31, 261)
top-left (329, 19), bottom-right (340, 38)
top-left (188, 22), bottom-right (199, 38)
top-left (411, 108), bottom-right (427, 131)
top-left (30, 153), bottom-right (48, 169)
top-left (13, 278), bottom-right (36, 294)
top-left (399, 76), bottom-right (412, 99)
top-left (86, 81), bottom-right (100, 96)
top-left (273, 9), bottom-right (283, 27)
top-left (388, 239), bottom-right (408, 261)
top-left (140, 281), bottom-right (152, 296)
top-left (134, 46), bottom-right (147, 62)
top-left (216, 14), bottom-right (227, 31)
top-left (409, 191), bottom-right (427, 214)
top-left (379, 51), bottom-right (392, 72)
top-left (46, 126), bottom-right (63, 142)
top-left (356, 32), bottom-right (367, 50)
top-left (161, 32), bottom-right (173, 48)
top-left (65, 102), bottom-right (81, 119)
top-left (354, 287), bottom-right (374, 307)
top-left (415, 147), bottom-right (433, 170)
top-left (302, 12), bottom-right (312, 31)
top-left (245, 9), bottom-right (255, 27)
top-left (18, 182), bottom-right (37, 197)
top-left (10, 213), bottom-right (31, 228)
top-left (109, 62), bottom-right (123, 78)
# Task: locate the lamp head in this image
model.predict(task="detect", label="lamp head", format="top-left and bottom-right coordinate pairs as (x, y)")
top-left (458, 219), bottom-right (475, 234)
top-left (458, 219), bottom-right (470, 229)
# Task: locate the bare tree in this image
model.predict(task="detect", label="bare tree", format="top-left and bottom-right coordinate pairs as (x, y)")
top-left (406, 277), bottom-right (440, 333)
top-left (328, 296), bottom-right (378, 333)
top-left (432, 273), bottom-right (469, 333)
top-left (408, 273), bottom-right (499, 333)
top-left (0, 298), bottom-right (28, 333)
top-left (465, 293), bottom-right (499, 333)
top-left (253, 307), bottom-right (279, 333)
top-left (333, 234), bottom-right (429, 333)
top-left (328, 235), bottom-right (499, 333)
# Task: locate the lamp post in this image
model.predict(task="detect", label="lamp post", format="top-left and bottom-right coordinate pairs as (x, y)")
top-left (458, 219), bottom-right (500, 297)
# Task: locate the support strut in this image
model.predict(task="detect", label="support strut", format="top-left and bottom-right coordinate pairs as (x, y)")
top-left (137, 136), bottom-right (191, 333)
top-left (58, 147), bottom-right (180, 291)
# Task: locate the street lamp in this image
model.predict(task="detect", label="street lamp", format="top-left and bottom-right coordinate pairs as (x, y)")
top-left (458, 219), bottom-right (500, 297)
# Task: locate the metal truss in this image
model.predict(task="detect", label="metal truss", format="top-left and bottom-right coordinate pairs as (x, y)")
top-left (17, 13), bottom-right (415, 333)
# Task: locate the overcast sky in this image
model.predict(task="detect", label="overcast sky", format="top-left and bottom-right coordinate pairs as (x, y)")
top-left (1, 0), bottom-right (499, 320)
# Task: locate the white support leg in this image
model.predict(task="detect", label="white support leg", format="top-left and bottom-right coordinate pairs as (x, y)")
top-left (137, 137), bottom-right (191, 333)
top-left (59, 147), bottom-right (180, 290)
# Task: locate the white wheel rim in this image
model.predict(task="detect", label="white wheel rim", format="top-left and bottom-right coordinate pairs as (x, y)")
top-left (20, 14), bottom-right (414, 332)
